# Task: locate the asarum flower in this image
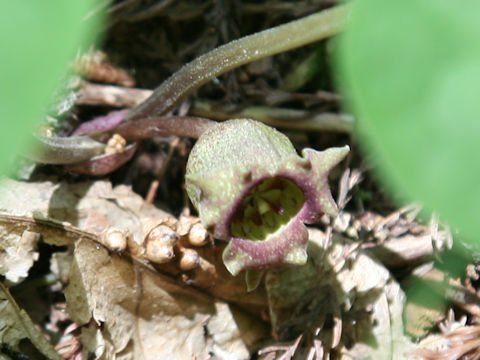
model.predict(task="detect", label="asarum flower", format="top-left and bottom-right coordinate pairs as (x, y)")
top-left (186, 119), bottom-right (349, 276)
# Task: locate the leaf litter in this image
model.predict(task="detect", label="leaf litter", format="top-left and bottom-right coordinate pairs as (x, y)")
top-left (0, 178), bottom-right (268, 359)
top-left (2, 1), bottom-right (480, 359)
top-left (0, 173), bottom-right (478, 359)
top-left (0, 176), bottom-right (431, 359)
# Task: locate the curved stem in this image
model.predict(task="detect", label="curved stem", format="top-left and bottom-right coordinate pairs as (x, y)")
top-left (124, 4), bottom-right (351, 122)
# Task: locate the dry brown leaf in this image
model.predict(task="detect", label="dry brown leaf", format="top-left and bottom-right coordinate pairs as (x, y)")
top-left (265, 229), bottom-right (413, 359)
top-left (0, 178), bottom-right (170, 242)
top-left (0, 227), bottom-right (40, 283)
top-left (50, 251), bottom-right (74, 285)
top-left (413, 311), bottom-right (480, 360)
top-left (0, 178), bottom-right (266, 309)
top-left (0, 178), bottom-right (171, 283)
top-left (66, 239), bottom-right (267, 360)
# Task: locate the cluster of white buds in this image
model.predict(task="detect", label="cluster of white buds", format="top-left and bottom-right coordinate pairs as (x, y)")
top-left (98, 215), bottom-right (210, 271)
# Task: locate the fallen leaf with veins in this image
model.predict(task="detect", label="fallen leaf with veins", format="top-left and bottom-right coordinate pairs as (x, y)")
top-left (0, 178), bottom-right (168, 283)
top-left (0, 178), bottom-right (170, 239)
top-left (66, 239), bottom-right (267, 359)
top-left (0, 178), bottom-right (268, 307)
top-left (0, 178), bottom-right (268, 359)
top-left (0, 177), bottom-right (416, 359)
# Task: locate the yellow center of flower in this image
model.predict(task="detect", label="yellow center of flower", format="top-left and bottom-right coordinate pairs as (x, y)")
top-left (230, 177), bottom-right (304, 240)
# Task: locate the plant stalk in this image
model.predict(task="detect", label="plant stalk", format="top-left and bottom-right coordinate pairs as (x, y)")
top-left (115, 116), bottom-right (216, 140)
top-left (124, 4), bottom-right (351, 122)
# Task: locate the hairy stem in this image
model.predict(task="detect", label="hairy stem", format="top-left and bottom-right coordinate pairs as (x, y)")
top-left (124, 4), bottom-right (351, 122)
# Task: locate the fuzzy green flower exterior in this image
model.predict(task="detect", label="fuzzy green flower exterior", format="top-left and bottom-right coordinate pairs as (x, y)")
top-left (186, 119), bottom-right (349, 276)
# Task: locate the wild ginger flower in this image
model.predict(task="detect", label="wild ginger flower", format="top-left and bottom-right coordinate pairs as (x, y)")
top-left (186, 119), bottom-right (349, 276)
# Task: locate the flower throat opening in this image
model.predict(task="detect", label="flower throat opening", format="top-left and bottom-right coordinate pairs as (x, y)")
top-left (230, 177), bottom-right (304, 241)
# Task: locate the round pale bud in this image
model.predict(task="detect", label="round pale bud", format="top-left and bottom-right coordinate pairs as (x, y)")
top-left (146, 242), bottom-right (174, 264)
top-left (100, 228), bottom-right (129, 252)
top-left (147, 224), bottom-right (178, 247)
top-left (179, 249), bottom-right (200, 271)
top-left (188, 223), bottom-right (208, 246)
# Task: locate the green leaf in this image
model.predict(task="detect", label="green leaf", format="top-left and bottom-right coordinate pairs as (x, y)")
top-left (0, 0), bottom-right (103, 174)
top-left (336, 0), bottom-right (480, 242)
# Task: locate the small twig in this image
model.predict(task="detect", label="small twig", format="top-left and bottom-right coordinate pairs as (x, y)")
top-left (145, 180), bottom-right (160, 204)
top-left (74, 51), bottom-right (135, 87)
top-left (76, 82), bottom-right (152, 108)
top-left (258, 334), bottom-right (304, 359)
top-left (376, 203), bottom-right (420, 230)
top-left (365, 235), bottom-right (434, 268)
top-left (156, 137), bottom-right (180, 182)
top-left (408, 267), bottom-right (480, 318)
top-left (331, 312), bottom-right (342, 349)
top-left (414, 324), bottom-right (480, 360)
top-left (337, 168), bottom-right (351, 210)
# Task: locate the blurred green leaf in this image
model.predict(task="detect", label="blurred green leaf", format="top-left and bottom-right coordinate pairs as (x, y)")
top-left (0, 0), bottom-right (103, 174)
top-left (337, 0), bottom-right (480, 242)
